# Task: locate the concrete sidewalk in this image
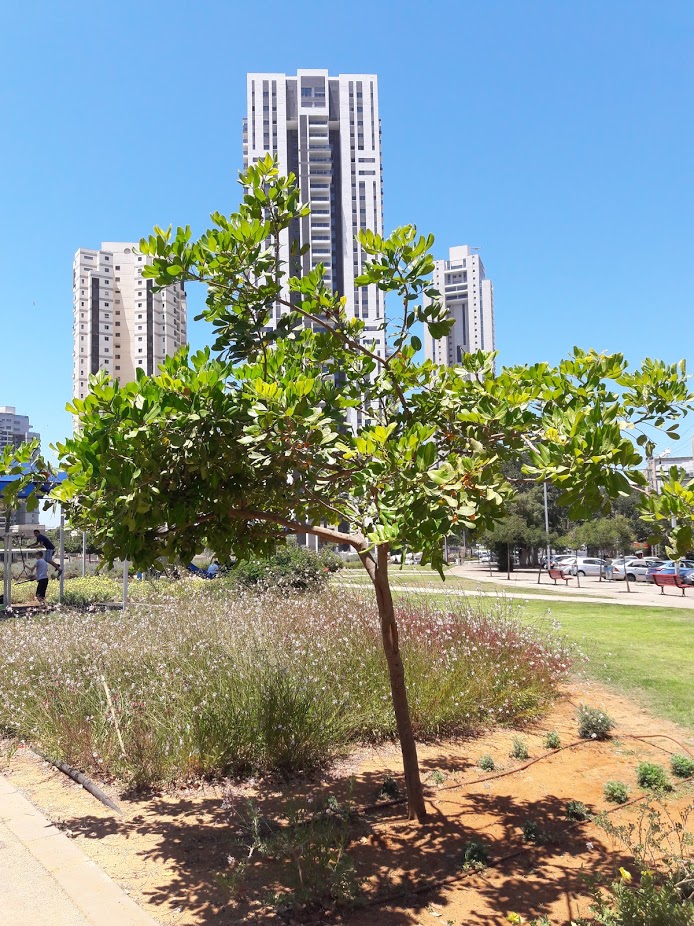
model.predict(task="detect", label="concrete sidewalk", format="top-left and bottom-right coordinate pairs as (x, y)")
top-left (0, 774), bottom-right (159, 926)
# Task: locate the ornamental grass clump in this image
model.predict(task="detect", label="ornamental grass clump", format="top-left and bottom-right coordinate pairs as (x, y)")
top-left (0, 588), bottom-right (573, 787)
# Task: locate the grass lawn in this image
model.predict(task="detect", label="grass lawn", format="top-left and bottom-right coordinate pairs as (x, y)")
top-left (518, 599), bottom-right (694, 731)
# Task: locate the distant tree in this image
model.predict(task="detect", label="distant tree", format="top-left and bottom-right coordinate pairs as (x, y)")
top-left (6, 160), bottom-right (691, 821)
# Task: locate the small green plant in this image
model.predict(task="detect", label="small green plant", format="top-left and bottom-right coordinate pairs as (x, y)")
top-left (522, 820), bottom-right (541, 842)
top-left (671, 754), bottom-right (694, 779)
top-left (544, 731), bottom-right (561, 750)
top-left (577, 704), bottom-right (615, 740)
top-left (428, 769), bottom-right (446, 786)
top-left (377, 776), bottom-right (401, 800)
top-left (478, 754), bottom-right (496, 771)
top-left (566, 799), bottom-right (591, 821)
top-left (604, 780), bottom-right (629, 804)
top-left (459, 840), bottom-right (489, 871)
top-left (637, 762), bottom-right (673, 792)
top-left (511, 736), bottom-right (529, 760)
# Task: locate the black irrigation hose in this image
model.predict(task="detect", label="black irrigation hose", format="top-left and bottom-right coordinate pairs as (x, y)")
top-left (31, 747), bottom-right (123, 816)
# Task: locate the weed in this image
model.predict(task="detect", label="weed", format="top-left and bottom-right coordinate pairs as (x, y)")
top-left (671, 754), bottom-right (694, 779)
top-left (566, 800), bottom-right (591, 821)
top-left (522, 820), bottom-right (541, 842)
top-left (511, 736), bottom-right (529, 760)
top-left (228, 796), bottom-right (361, 912)
top-left (603, 780), bottom-right (629, 804)
top-left (428, 769), bottom-right (446, 786)
top-left (594, 799), bottom-right (694, 905)
top-left (576, 704), bottom-right (615, 740)
top-left (459, 840), bottom-right (489, 871)
top-left (576, 868), bottom-right (694, 925)
top-left (377, 776), bottom-right (400, 800)
top-left (478, 754), bottom-right (496, 771)
top-left (637, 762), bottom-right (673, 792)
top-left (544, 731), bottom-right (561, 749)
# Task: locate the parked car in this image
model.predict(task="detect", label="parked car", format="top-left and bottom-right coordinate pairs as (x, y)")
top-left (612, 557), bottom-right (664, 582)
top-left (646, 559), bottom-right (694, 583)
top-left (568, 556), bottom-right (608, 577)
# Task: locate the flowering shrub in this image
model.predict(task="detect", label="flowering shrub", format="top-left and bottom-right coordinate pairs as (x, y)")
top-left (231, 544), bottom-right (343, 591)
top-left (0, 589), bottom-right (573, 787)
top-left (577, 704), bottom-right (615, 740)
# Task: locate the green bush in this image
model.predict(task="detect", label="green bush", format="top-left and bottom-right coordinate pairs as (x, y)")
top-left (544, 730), bottom-right (561, 749)
top-left (459, 840), bottom-right (489, 870)
top-left (671, 754), bottom-right (694, 779)
top-left (604, 780), bottom-right (629, 804)
top-left (231, 544), bottom-right (342, 591)
top-left (637, 762), bottom-right (673, 792)
top-left (578, 869), bottom-right (694, 926)
top-left (566, 799), bottom-right (591, 821)
top-left (511, 735), bottom-right (529, 760)
top-left (577, 704), bottom-right (615, 740)
top-left (478, 754), bottom-right (496, 771)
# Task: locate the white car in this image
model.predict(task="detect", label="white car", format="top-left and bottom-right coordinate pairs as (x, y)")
top-left (612, 558), bottom-right (664, 582)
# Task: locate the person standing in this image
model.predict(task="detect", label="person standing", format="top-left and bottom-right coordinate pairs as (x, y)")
top-left (603, 559), bottom-right (614, 581)
top-left (30, 529), bottom-right (61, 576)
top-left (29, 552), bottom-right (49, 608)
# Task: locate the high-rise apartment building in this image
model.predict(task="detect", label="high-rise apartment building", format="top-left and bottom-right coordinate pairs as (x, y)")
top-left (243, 70), bottom-right (385, 358)
top-left (0, 406), bottom-right (40, 526)
top-left (73, 243), bottom-right (187, 400)
top-left (424, 245), bottom-right (495, 367)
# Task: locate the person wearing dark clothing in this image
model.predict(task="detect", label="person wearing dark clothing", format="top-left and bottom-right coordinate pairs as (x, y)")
top-left (30, 530), bottom-right (61, 575)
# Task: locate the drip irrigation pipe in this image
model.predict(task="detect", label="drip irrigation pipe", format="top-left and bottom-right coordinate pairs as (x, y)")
top-left (31, 748), bottom-right (123, 816)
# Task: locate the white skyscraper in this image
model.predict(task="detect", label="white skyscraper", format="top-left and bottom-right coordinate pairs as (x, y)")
top-left (424, 245), bottom-right (495, 367)
top-left (0, 406), bottom-right (40, 526)
top-left (243, 70), bottom-right (385, 357)
top-left (72, 243), bottom-right (187, 400)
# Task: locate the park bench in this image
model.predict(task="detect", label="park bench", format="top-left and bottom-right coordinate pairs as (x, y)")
top-left (548, 567), bottom-right (573, 586)
top-left (652, 573), bottom-right (691, 596)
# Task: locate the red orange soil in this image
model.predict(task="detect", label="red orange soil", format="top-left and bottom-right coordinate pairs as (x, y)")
top-left (2, 679), bottom-right (693, 926)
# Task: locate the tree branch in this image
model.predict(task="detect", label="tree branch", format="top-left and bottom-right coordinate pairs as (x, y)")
top-left (228, 508), bottom-right (366, 550)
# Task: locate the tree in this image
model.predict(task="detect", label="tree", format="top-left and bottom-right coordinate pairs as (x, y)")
top-left (47, 158), bottom-right (692, 821)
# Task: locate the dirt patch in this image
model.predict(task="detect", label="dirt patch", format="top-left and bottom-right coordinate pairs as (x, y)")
top-left (2, 678), bottom-right (693, 926)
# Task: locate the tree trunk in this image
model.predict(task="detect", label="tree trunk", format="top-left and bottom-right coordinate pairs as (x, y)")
top-left (360, 543), bottom-right (427, 822)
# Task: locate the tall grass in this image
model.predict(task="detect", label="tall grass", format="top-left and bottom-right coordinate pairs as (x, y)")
top-left (0, 587), bottom-right (573, 787)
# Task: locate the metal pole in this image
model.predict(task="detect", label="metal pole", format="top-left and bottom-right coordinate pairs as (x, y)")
top-left (59, 511), bottom-right (65, 603)
top-left (444, 535), bottom-right (449, 565)
top-left (3, 510), bottom-right (10, 609)
top-left (122, 560), bottom-right (128, 610)
top-left (543, 481), bottom-right (551, 569)
top-left (82, 532), bottom-right (86, 578)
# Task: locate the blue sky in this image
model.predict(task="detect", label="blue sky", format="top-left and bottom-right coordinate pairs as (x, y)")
top-left (1, 0), bottom-right (693, 468)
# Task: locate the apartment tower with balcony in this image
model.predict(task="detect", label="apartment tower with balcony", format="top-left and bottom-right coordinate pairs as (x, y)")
top-left (424, 245), bottom-right (495, 367)
top-left (0, 406), bottom-right (41, 526)
top-left (243, 70), bottom-right (385, 360)
top-left (72, 242), bottom-right (187, 400)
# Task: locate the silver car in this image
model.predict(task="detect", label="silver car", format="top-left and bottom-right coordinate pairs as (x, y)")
top-left (568, 556), bottom-right (608, 577)
top-left (612, 558), bottom-right (664, 582)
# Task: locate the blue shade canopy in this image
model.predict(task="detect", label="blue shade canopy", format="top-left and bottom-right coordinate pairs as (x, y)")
top-left (0, 468), bottom-right (68, 500)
